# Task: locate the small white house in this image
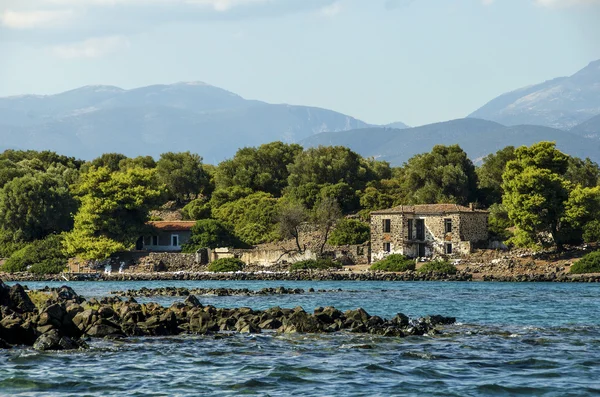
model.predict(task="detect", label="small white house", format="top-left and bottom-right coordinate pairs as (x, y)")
top-left (141, 221), bottom-right (195, 252)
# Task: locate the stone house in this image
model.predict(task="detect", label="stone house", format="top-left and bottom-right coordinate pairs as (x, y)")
top-left (140, 221), bottom-right (196, 252)
top-left (370, 204), bottom-right (488, 262)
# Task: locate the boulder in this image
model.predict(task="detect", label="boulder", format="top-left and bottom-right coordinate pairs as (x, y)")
top-left (33, 329), bottom-right (87, 351)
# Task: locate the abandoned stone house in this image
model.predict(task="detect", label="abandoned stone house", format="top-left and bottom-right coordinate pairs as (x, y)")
top-left (370, 204), bottom-right (489, 262)
top-left (139, 221), bottom-right (196, 252)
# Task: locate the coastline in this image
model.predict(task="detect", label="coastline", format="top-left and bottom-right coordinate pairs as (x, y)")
top-left (2, 269), bottom-right (599, 283)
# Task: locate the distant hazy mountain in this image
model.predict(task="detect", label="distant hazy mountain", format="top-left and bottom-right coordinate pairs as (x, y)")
top-left (300, 118), bottom-right (600, 166)
top-left (571, 114), bottom-right (600, 140)
top-left (384, 121), bottom-right (410, 129)
top-left (469, 60), bottom-right (600, 130)
top-left (0, 82), bottom-right (374, 163)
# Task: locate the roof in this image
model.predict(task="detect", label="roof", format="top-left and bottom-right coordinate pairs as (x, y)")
top-left (147, 221), bottom-right (196, 232)
top-left (371, 204), bottom-right (488, 215)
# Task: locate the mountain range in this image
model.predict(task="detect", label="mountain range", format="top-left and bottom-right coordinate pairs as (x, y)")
top-left (0, 82), bottom-right (371, 164)
top-left (469, 60), bottom-right (600, 130)
top-left (1, 59), bottom-right (599, 165)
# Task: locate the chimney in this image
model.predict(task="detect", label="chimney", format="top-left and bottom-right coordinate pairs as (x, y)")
top-left (469, 203), bottom-right (475, 211)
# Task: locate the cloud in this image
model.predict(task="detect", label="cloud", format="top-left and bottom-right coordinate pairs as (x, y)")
top-left (0, 9), bottom-right (75, 29)
top-left (534, 0), bottom-right (600, 6)
top-left (42, 0), bottom-right (271, 11)
top-left (318, 1), bottom-right (342, 17)
top-left (482, 0), bottom-right (495, 5)
top-left (49, 35), bottom-right (129, 58)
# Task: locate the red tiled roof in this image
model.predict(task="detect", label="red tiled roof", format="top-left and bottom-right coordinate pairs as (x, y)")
top-left (371, 204), bottom-right (488, 215)
top-left (147, 221), bottom-right (196, 231)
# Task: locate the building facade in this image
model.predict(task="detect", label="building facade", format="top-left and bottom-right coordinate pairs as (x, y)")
top-left (370, 204), bottom-right (488, 262)
top-left (141, 221), bottom-right (195, 252)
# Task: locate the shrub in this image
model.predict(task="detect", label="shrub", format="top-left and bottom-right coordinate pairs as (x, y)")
top-left (182, 219), bottom-right (238, 252)
top-left (570, 251), bottom-right (600, 274)
top-left (181, 198), bottom-right (211, 220)
top-left (328, 219), bottom-right (370, 246)
top-left (417, 260), bottom-right (457, 275)
top-left (370, 254), bottom-right (415, 272)
top-left (2, 234), bottom-right (67, 274)
top-left (207, 257), bottom-right (245, 273)
top-left (290, 259), bottom-right (343, 271)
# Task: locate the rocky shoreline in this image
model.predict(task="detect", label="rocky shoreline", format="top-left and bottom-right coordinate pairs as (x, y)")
top-left (0, 280), bottom-right (456, 351)
top-left (109, 286), bottom-right (344, 298)
top-left (2, 269), bottom-right (600, 282)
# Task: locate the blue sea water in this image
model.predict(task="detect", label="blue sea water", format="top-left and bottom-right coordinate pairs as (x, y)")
top-left (1, 280), bottom-right (600, 396)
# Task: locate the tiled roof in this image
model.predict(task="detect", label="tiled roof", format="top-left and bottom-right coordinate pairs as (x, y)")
top-left (371, 204), bottom-right (488, 215)
top-left (147, 221), bottom-right (196, 231)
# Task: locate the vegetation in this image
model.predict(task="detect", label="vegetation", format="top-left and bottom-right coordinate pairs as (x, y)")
top-left (0, 138), bottom-right (599, 270)
top-left (2, 234), bottom-right (67, 274)
top-left (207, 257), bottom-right (245, 273)
top-left (570, 251), bottom-right (600, 274)
top-left (182, 219), bottom-right (238, 252)
top-left (328, 219), bottom-right (370, 246)
top-left (370, 254), bottom-right (416, 272)
top-left (289, 259), bottom-right (343, 271)
top-left (417, 260), bottom-right (457, 274)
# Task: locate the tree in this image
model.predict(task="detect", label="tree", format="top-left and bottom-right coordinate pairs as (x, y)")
top-left (502, 142), bottom-right (573, 249)
top-left (397, 145), bottom-right (479, 205)
top-left (181, 219), bottom-right (238, 252)
top-left (181, 198), bottom-right (211, 220)
top-left (565, 157), bottom-right (600, 188)
top-left (63, 166), bottom-right (164, 260)
top-left (313, 197), bottom-right (342, 255)
top-left (328, 219), bottom-right (370, 246)
top-left (278, 202), bottom-right (309, 252)
top-left (212, 192), bottom-right (280, 245)
top-left (286, 146), bottom-right (381, 209)
top-left (477, 146), bottom-right (516, 206)
top-left (2, 234), bottom-right (67, 274)
top-left (90, 153), bottom-right (129, 172)
top-left (156, 152), bottom-right (209, 203)
top-left (0, 173), bottom-right (77, 242)
top-left (119, 156), bottom-right (157, 170)
top-left (215, 142), bottom-right (303, 197)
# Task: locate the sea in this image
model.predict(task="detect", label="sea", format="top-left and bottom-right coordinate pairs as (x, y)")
top-left (1, 280), bottom-right (599, 396)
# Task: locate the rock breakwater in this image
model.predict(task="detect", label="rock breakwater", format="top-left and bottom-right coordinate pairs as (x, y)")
top-left (110, 286), bottom-right (343, 298)
top-left (0, 280), bottom-right (456, 351)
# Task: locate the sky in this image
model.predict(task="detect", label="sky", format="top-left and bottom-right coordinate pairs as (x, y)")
top-left (0, 0), bottom-right (599, 126)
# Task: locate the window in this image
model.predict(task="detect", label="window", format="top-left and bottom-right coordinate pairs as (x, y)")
top-left (407, 219), bottom-right (414, 240)
top-left (383, 242), bottom-right (391, 252)
top-left (446, 243), bottom-right (453, 254)
top-left (383, 219), bottom-right (391, 233)
top-left (171, 234), bottom-right (179, 247)
top-left (152, 236), bottom-right (159, 246)
top-left (444, 218), bottom-right (452, 233)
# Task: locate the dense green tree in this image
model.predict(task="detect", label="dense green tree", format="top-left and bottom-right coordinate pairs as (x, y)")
top-left (209, 186), bottom-right (253, 209)
top-left (90, 153), bottom-right (129, 172)
top-left (0, 150), bottom-right (83, 170)
top-left (2, 234), bottom-right (67, 274)
top-left (318, 182), bottom-right (360, 213)
top-left (397, 145), bottom-right (479, 205)
top-left (328, 219), bottom-right (370, 246)
top-left (477, 146), bottom-right (516, 206)
top-left (215, 142), bottom-right (303, 197)
top-left (487, 203), bottom-right (513, 241)
top-left (156, 152), bottom-right (209, 203)
top-left (359, 179), bottom-right (401, 214)
top-left (119, 156), bottom-right (157, 170)
top-left (212, 192), bottom-right (280, 245)
top-left (181, 198), bottom-right (212, 220)
top-left (181, 219), bottom-right (238, 252)
top-left (63, 166), bottom-right (164, 260)
top-left (0, 159), bottom-right (28, 188)
top-left (565, 157), bottom-right (600, 188)
top-left (502, 142), bottom-right (574, 249)
top-left (0, 173), bottom-right (77, 242)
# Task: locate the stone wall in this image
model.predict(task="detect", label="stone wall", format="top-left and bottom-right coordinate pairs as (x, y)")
top-left (370, 214), bottom-right (405, 262)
